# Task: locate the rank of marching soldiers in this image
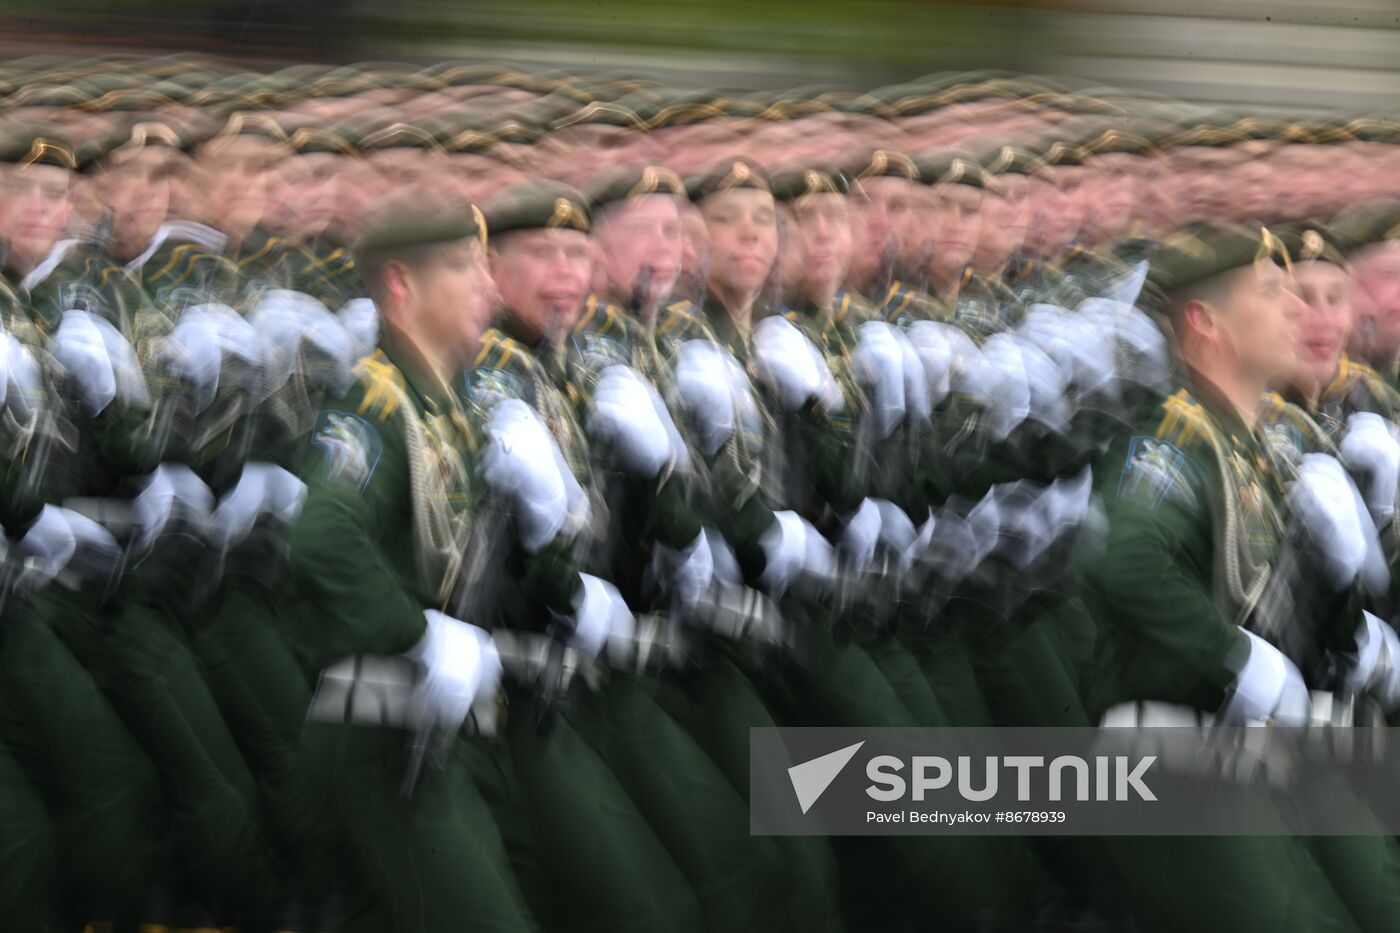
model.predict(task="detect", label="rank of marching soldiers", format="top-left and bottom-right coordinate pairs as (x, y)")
top-left (748, 726), bottom-right (1400, 837)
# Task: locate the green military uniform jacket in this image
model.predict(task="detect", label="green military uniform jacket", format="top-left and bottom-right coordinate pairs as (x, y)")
top-left (1077, 376), bottom-right (1285, 718)
top-left (286, 325), bottom-right (476, 675)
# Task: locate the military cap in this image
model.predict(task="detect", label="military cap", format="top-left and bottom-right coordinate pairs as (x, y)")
top-left (1038, 137), bottom-right (1086, 168)
top-left (1330, 200), bottom-right (1400, 255)
top-left (585, 163), bottom-right (687, 209)
top-left (846, 147), bottom-right (919, 182)
top-left (0, 124), bottom-right (96, 171)
top-left (685, 157), bottom-right (772, 202)
top-left (1079, 128), bottom-right (1166, 160)
top-left (913, 150), bottom-right (996, 190)
top-left (203, 111), bottom-right (291, 149)
top-left (103, 120), bottom-right (192, 164)
top-left (769, 164), bottom-right (851, 202)
top-left (359, 120), bottom-right (447, 154)
top-left (288, 126), bottom-right (360, 158)
top-left (354, 196), bottom-right (488, 259)
top-left (1276, 221), bottom-right (1349, 269)
top-left (1144, 222), bottom-right (1293, 309)
top-left (485, 180), bottom-right (592, 237)
top-left (979, 143), bottom-right (1049, 178)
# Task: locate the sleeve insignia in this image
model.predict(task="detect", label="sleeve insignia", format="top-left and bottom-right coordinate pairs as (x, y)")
top-left (311, 409), bottom-right (383, 492)
top-left (1117, 435), bottom-right (1201, 513)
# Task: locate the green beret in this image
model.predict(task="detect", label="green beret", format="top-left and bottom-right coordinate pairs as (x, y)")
top-left (1080, 128), bottom-right (1166, 160)
top-left (1039, 138), bottom-right (1087, 168)
top-left (1276, 221), bottom-right (1349, 269)
top-left (360, 121), bottom-right (446, 153)
top-left (1330, 201), bottom-right (1400, 256)
top-left (585, 163), bottom-right (687, 209)
top-left (288, 127), bottom-right (360, 158)
top-left (685, 157), bottom-right (772, 202)
top-left (485, 180), bottom-right (592, 237)
top-left (1145, 222), bottom-right (1293, 309)
top-left (104, 120), bottom-right (192, 162)
top-left (913, 151), bottom-right (995, 190)
top-left (354, 198), bottom-right (488, 259)
top-left (0, 125), bottom-right (94, 171)
top-left (769, 164), bottom-right (851, 202)
top-left (846, 148), bottom-right (919, 183)
top-left (978, 144), bottom-right (1049, 178)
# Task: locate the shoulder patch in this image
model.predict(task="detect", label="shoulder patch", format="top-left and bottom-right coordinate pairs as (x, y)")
top-left (463, 365), bottom-right (528, 417)
top-left (352, 353), bottom-right (406, 422)
top-left (570, 328), bottom-right (630, 375)
top-left (1117, 435), bottom-right (1202, 513)
top-left (310, 409), bottom-right (383, 492)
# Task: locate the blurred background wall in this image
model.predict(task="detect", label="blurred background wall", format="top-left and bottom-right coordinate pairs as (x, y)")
top-left (0, 0), bottom-right (1396, 109)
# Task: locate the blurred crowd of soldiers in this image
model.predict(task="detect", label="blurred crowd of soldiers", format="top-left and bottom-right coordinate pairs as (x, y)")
top-left (1, 56), bottom-right (1400, 933)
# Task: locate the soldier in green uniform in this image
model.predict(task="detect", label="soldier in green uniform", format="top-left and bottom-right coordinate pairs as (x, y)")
top-left (844, 148), bottom-right (937, 328)
top-left (283, 196), bottom-right (538, 933)
top-left (582, 161), bottom-right (843, 933)
top-left (908, 150), bottom-right (1025, 341)
top-left (1078, 223), bottom-right (1367, 933)
top-left (469, 179), bottom-right (705, 933)
top-left (280, 126), bottom-right (366, 309)
top-left (1332, 201), bottom-right (1400, 397)
top-left (19, 122), bottom-right (294, 925)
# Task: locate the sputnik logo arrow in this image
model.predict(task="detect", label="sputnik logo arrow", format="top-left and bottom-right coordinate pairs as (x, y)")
top-left (788, 741), bottom-right (865, 814)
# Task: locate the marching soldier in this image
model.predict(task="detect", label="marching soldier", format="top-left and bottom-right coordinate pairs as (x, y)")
top-left (1080, 223), bottom-right (1371, 933)
top-left (284, 195), bottom-right (537, 933)
top-left (469, 179), bottom-right (705, 933)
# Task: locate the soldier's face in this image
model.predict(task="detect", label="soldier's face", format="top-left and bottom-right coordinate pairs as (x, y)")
top-left (1084, 172), bottom-right (1137, 242)
top-left (412, 238), bottom-right (496, 356)
top-left (1292, 261), bottom-right (1352, 391)
top-left (1350, 245), bottom-right (1400, 362)
top-left (100, 149), bottom-right (175, 254)
top-left (199, 138), bottom-right (281, 235)
top-left (927, 184), bottom-right (983, 279)
top-left (490, 228), bottom-right (593, 343)
top-left (976, 175), bottom-right (1029, 268)
top-left (854, 177), bottom-right (912, 277)
top-left (1215, 261), bottom-right (1304, 386)
top-left (792, 192), bottom-right (852, 298)
top-left (701, 188), bottom-right (778, 300)
top-left (594, 195), bottom-right (683, 315)
top-left (289, 153), bottom-right (342, 240)
top-left (0, 164), bottom-right (71, 266)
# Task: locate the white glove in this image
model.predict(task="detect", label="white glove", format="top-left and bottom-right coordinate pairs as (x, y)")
top-left (338, 298), bottom-right (380, 362)
top-left (759, 510), bottom-right (836, 597)
top-left (301, 311), bottom-right (356, 396)
top-left (1009, 335), bottom-right (1070, 430)
top-left (210, 461), bottom-right (308, 550)
top-left (17, 505), bottom-right (77, 588)
top-left (1340, 412), bottom-right (1400, 529)
top-left (480, 399), bottom-right (586, 552)
top-left (1345, 611), bottom-right (1400, 711)
top-left (133, 463), bottom-right (216, 551)
top-left (668, 529), bottom-right (714, 614)
top-left (405, 609), bottom-right (502, 734)
top-left (1102, 259), bottom-right (1150, 307)
top-left (674, 340), bottom-right (735, 458)
top-left (569, 573), bottom-right (637, 664)
top-left (840, 498), bottom-right (883, 568)
top-left (1039, 466), bottom-right (1094, 540)
top-left (753, 316), bottom-right (843, 414)
top-left (1218, 629), bottom-right (1310, 726)
top-left (1290, 453), bottom-right (1374, 591)
top-left (852, 321), bottom-right (908, 440)
top-left (905, 321), bottom-right (967, 408)
top-left (972, 334), bottom-right (1032, 441)
top-left (50, 310), bottom-right (116, 415)
top-left (4, 334), bottom-right (44, 420)
top-left (591, 364), bottom-right (683, 479)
